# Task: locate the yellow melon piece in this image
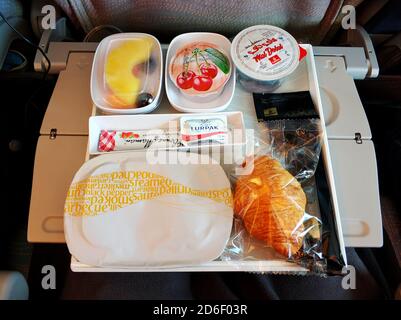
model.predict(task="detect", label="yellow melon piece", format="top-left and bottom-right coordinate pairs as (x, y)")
top-left (105, 38), bottom-right (154, 108)
top-left (105, 93), bottom-right (132, 109)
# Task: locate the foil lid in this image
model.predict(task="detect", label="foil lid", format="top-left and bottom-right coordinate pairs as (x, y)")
top-left (231, 25), bottom-right (300, 81)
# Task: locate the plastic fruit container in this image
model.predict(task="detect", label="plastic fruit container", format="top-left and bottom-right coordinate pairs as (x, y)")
top-left (231, 25), bottom-right (301, 93)
top-left (91, 33), bottom-right (163, 114)
top-left (168, 33), bottom-right (232, 103)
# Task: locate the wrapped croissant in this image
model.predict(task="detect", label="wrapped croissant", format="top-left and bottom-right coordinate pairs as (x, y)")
top-left (234, 156), bottom-right (306, 257)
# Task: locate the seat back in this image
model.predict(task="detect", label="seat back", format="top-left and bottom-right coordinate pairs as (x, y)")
top-left (54, 0), bottom-right (358, 44)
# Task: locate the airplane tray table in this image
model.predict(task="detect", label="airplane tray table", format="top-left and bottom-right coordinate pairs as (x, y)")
top-left (70, 45), bottom-right (347, 273)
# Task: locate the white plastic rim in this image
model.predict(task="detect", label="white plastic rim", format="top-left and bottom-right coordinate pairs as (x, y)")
top-left (167, 33), bottom-right (233, 101)
top-left (231, 25), bottom-right (300, 82)
top-left (90, 33), bottom-right (163, 114)
top-left (165, 32), bottom-right (236, 112)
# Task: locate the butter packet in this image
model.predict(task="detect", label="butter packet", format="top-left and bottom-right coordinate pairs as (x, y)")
top-left (180, 114), bottom-right (228, 145)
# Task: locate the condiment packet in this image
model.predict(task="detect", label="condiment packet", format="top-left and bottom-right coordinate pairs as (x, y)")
top-left (98, 129), bottom-right (185, 152)
top-left (253, 91), bottom-right (319, 122)
top-left (180, 114), bottom-right (228, 145)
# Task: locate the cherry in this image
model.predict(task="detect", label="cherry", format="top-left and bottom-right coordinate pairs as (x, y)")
top-left (176, 71), bottom-right (195, 89)
top-left (193, 75), bottom-right (213, 91)
top-left (200, 63), bottom-right (218, 78)
top-left (136, 92), bottom-right (154, 108)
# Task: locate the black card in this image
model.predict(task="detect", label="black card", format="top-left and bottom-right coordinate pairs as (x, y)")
top-left (253, 91), bottom-right (319, 122)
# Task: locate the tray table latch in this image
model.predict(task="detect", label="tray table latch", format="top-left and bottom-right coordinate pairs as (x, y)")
top-left (354, 132), bottom-right (362, 144)
top-left (49, 128), bottom-right (57, 140)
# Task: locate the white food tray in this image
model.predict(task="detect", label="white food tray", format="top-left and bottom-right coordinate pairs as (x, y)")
top-left (88, 112), bottom-right (246, 155)
top-left (71, 44), bottom-right (347, 273)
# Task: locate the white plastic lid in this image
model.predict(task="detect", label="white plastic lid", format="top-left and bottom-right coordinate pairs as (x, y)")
top-left (64, 151), bottom-right (234, 267)
top-left (231, 25), bottom-right (300, 81)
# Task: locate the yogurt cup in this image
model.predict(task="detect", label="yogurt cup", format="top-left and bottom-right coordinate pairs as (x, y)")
top-left (231, 25), bottom-right (300, 93)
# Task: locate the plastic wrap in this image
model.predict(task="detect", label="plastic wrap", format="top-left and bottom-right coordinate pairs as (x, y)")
top-left (90, 33), bottom-right (163, 114)
top-left (221, 118), bottom-right (345, 275)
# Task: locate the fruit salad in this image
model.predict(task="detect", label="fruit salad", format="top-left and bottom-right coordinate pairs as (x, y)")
top-left (104, 37), bottom-right (157, 109)
top-left (169, 42), bottom-right (231, 97)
